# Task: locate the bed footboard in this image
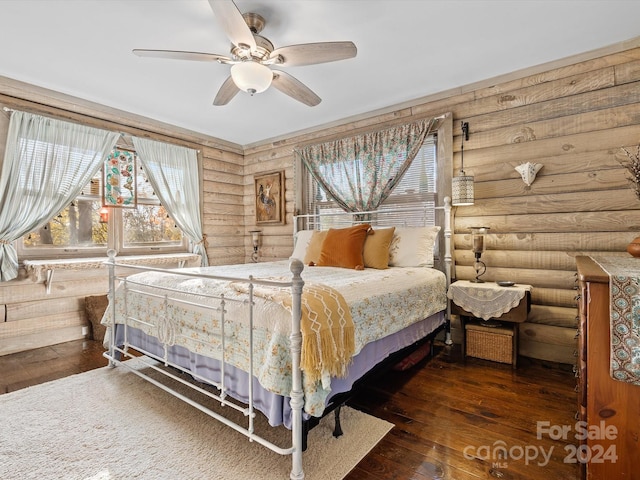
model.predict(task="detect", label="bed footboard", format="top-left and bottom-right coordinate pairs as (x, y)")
top-left (103, 250), bottom-right (307, 480)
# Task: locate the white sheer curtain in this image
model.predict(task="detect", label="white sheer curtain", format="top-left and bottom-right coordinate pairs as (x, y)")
top-left (132, 137), bottom-right (208, 266)
top-left (0, 111), bottom-right (119, 282)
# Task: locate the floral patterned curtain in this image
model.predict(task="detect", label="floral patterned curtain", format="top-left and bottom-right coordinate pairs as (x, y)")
top-left (295, 117), bottom-right (439, 212)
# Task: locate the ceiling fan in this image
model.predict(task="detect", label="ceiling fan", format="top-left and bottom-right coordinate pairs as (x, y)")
top-left (133, 0), bottom-right (357, 107)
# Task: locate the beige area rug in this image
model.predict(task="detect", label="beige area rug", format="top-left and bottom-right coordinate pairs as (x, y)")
top-left (0, 358), bottom-right (392, 480)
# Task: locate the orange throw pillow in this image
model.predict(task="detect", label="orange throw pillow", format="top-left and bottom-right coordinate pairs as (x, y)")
top-left (317, 224), bottom-right (371, 269)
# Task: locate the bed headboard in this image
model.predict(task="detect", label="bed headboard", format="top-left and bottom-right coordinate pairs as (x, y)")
top-left (292, 197), bottom-right (453, 286)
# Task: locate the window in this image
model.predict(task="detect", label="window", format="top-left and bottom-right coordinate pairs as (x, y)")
top-left (302, 135), bottom-right (437, 228)
top-left (18, 148), bottom-right (187, 258)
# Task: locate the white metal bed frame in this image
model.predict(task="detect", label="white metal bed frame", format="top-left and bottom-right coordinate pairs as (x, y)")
top-left (294, 197), bottom-right (454, 345)
top-left (103, 198), bottom-right (452, 480)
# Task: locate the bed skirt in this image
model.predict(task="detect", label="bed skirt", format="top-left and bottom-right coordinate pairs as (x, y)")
top-left (113, 310), bottom-right (444, 428)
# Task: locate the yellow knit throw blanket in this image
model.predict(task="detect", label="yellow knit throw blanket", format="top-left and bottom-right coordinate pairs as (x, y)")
top-left (233, 282), bottom-right (355, 385)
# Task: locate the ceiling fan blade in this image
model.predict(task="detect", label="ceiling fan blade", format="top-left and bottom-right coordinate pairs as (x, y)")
top-left (271, 70), bottom-right (321, 107)
top-left (213, 76), bottom-right (240, 106)
top-left (269, 41), bottom-right (357, 67)
top-left (208, 0), bottom-right (256, 51)
top-left (133, 49), bottom-right (232, 63)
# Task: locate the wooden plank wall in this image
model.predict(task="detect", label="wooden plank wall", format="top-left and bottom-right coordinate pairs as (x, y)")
top-left (0, 77), bottom-right (243, 355)
top-left (243, 41), bottom-right (640, 364)
top-left (202, 145), bottom-right (246, 265)
top-left (2, 39), bottom-right (640, 361)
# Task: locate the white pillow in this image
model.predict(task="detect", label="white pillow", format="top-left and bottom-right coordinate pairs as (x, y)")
top-left (290, 230), bottom-right (315, 261)
top-left (388, 226), bottom-right (441, 267)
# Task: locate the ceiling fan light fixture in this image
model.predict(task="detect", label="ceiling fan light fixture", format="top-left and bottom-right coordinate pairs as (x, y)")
top-left (230, 61), bottom-right (273, 95)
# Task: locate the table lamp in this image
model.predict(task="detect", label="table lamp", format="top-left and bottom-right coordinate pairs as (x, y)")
top-left (470, 227), bottom-right (489, 283)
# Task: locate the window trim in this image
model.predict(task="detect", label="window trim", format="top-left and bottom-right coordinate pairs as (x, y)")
top-left (295, 115), bottom-right (453, 218)
top-left (299, 133), bottom-right (439, 227)
top-left (112, 203), bottom-right (189, 256)
top-left (17, 145), bottom-right (190, 260)
top-left (17, 206), bottom-right (190, 260)
top-left (294, 113), bottom-right (454, 270)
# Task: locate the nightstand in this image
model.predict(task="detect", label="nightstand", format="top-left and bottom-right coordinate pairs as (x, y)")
top-left (448, 280), bottom-right (531, 368)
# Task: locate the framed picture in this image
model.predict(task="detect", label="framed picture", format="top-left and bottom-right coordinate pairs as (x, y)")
top-left (254, 170), bottom-right (285, 224)
top-left (103, 149), bottom-right (137, 207)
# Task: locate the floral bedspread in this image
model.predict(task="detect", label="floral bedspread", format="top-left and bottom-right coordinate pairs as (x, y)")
top-left (103, 260), bottom-right (446, 415)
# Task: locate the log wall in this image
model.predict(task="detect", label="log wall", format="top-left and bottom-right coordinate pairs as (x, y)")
top-left (243, 39), bottom-right (640, 364)
top-left (2, 37), bottom-right (640, 362)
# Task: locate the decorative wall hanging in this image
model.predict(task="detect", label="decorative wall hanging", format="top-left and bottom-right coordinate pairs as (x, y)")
top-left (515, 162), bottom-right (543, 186)
top-left (103, 149), bottom-right (137, 207)
top-left (255, 170), bottom-right (285, 224)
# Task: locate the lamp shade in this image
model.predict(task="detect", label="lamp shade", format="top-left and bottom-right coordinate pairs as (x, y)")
top-left (231, 62), bottom-right (273, 94)
top-left (249, 229), bottom-right (261, 247)
top-left (452, 174), bottom-right (475, 206)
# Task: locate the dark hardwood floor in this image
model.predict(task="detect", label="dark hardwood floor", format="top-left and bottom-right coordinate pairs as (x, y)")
top-left (346, 344), bottom-right (580, 480)
top-left (0, 339), bottom-right (579, 480)
top-left (0, 339), bottom-right (109, 394)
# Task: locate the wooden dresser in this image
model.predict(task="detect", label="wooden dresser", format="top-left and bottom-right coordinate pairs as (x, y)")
top-left (576, 256), bottom-right (640, 480)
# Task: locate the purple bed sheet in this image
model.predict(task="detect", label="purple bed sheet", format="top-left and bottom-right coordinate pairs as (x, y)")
top-left (113, 310), bottom-right (444, 428)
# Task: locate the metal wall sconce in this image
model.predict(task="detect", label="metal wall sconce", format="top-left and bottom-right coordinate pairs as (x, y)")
top-left (249, 230), bottom-right (261, 262)
top-left (452, 121), bottom-right (475, 206)
top-left (470, 226), bottom-right (489, 283)
top-left (515, 162), bottom-right (543, 186)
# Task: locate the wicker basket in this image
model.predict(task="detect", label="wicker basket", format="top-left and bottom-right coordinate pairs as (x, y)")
top-left (465, 322), bottom-right (513, 364)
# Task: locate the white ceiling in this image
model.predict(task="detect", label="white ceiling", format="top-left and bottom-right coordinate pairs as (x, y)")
top-left (1, 0), bottom-right (639, 147)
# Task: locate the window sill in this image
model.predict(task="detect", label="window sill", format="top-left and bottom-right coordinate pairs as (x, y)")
top-left (23, 253), bottom-right (201, 294)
